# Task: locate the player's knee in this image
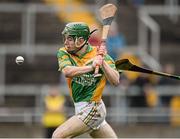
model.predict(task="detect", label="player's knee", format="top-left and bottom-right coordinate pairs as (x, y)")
top-left (52, 131), bottom-right (58, 138)
top-left (52, 130), bottom-right (65, 138)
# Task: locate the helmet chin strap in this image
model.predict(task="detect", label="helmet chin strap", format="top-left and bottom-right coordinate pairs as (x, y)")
top-left (67, 45), bottom-right (86, 55)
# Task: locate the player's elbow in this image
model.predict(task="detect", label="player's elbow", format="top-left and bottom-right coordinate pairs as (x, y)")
top-left (111, 73), bottom-right (120, 86)
top-left (52, 129), bottom-right (67, 138)
top-left (63, 67), bottom-right (74, 78)
top-left (64, 73), bottom-right (73, 78)
top-left (52, 131), bottom-right (59, 138)
top-left (112, 79), bottom-right (120, 86)
top-left (109, 77), bottom-right (120, 86)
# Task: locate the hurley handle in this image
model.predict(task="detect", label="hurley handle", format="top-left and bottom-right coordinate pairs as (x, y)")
top-left (94, 4), bottom-right (117, 77)
top-left (94, 64), bottom-right (102, 77)
top-left (93, 41), bottom-right (106, 77)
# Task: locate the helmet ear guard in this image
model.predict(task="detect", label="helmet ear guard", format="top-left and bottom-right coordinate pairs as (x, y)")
top-left (75, 37), bottom-right (87, 48)
top-left (74, 28), bottom-right (98, 48)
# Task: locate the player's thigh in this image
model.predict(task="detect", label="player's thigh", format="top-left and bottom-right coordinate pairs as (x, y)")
top-left (89, 122), bottom-right (117, 138)
top-left (52, 115), bottom-right (90, 138)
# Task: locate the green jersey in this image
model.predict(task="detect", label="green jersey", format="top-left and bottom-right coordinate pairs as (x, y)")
top-left (57, 45), bottom-right (116, 102)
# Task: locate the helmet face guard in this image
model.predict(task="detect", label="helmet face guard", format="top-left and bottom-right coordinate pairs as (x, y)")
top-left (62, 22), bottom-right (91, 48)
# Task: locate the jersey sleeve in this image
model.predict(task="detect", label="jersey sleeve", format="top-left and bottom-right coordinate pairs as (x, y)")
top-left (57, 50), bottom-right (72, 71)
top-left (104, 54), bottom-right (116, 70)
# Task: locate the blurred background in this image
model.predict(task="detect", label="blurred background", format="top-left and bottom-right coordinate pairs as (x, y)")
top-left (0, 0), bottom-right (180, 138)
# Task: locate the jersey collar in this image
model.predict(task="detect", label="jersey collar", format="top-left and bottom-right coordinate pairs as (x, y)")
top-left (77, 44), bottom-right (93, 59)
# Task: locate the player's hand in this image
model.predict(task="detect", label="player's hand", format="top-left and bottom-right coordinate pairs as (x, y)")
top-left (92, 55), bottom-right (103, 68)
top-left (98, 43), bottom-right (107, 56)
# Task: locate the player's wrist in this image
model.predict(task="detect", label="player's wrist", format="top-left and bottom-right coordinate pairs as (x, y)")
top-left (101, 60), bottom-right (105, 69)
top-left (89, 65), bottom-right (95, 71)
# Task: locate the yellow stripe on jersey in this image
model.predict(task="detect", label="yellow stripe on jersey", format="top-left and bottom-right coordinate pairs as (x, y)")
top-left (91, 76), bottom-right (106, 102)
top-left (66, 78), bottom-right (73, 97)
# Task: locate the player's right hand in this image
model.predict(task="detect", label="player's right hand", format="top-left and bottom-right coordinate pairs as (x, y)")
top-left (92, 55), bottom-right (103, 68)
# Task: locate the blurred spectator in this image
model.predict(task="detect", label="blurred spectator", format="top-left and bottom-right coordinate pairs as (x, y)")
top-left (145, 83), bottom-right (159, 108)
top-left (158, 63), bottom-right (178, 107)
top-left (159, 63), bottom-right (178, 85)
top-left (170, 96), bottom-right (180, 126)
top-left (154, 63), bottom-right (180, 124)
top-left (129, 73), bottom-right (152, 108)
top-left (106, 21), bottom-right (126, 60)
top-left (42, 86), bottom-right (66, 138)
top-left (127, 72), bottom-right (159, 122)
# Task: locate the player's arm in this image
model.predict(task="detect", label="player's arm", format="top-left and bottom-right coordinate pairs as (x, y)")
top-left (94, 46), bottom-right (120, 86)
top-left (62, 65), bottom-right (94, 78)
top-left (92, 55), bottom-right (119, 86)
top-left (57, 50), bottom-right (94, 78)
top-left (101, 59), bottom-right (120, 86)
